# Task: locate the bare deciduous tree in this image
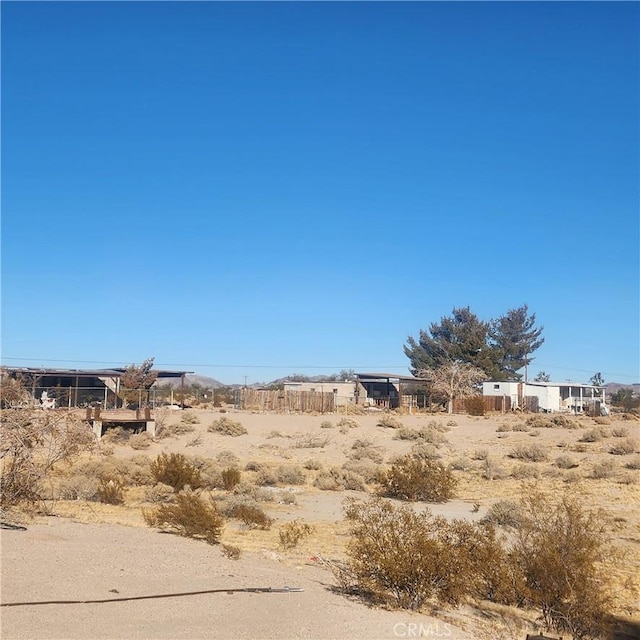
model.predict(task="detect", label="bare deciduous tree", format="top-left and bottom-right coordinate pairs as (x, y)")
top-left (419, 363), bottom-right (486, 414)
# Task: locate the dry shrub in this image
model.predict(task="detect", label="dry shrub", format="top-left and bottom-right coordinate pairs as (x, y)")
top-left (185, 434), bottom-right (202, 447)
top-left (349, 439), bottom-right (384, 463)
top-left (129, 432), bottom-right (153, 450)
top-left (96, 477), bottom-right (125, 505)
top-left (320, 420), bottom-right (334, 429)
top-left (337, 417), bottom-right (360, 429)
top-left (410, 443), bottom-right (441, 460)
top-left (156, 422), bottom-right (195, 438)
top-left (253, 467), bottom-right (279, 486)
top-left (580, 427), bottom-right (609, 443)
top-left (590, 459), bottom-right (618, 479)
top-left (510, 464), bottom-right (540, 480)
top-left (221, 544), bottom-right (241, 560)
top-left (230, 503), bottom-right (273, 530)
top-left (221, 467), bottom-right (241, 491)
top-left (339, 497), bottom-right (508, 610)
top-left (508, 443), bottom-right (548, 462)
top-left (275, 464), bottom-right (306, 485)
top-left (303, 458), bottom-right (323, 470)
top-left (150, 453), bottom-right (202, 491)
top-left (143, 491), bottom-right (223, 545)
top-left (279, 519), bottom-right (314, 550)
top-left (512, 423), bottom-right (531, 432)
top-left (624, 456), bottom-right (640, 470)
top-left (511, 488), bottom-right (616, 639)
top-left (465, 396), bottom-right (485, 416)
top-left (342, 460), bottom-right (385, 484)
top-left (496, 423), bottom-right (512, 433)
top-left (611, 426), bottom-right (629, 437)
top-left (0, 408), bottom-right (95, 506)
top-left (471, 449), bottom-right (489, 461)
top-left (144, 483), bottom-right (175, 503)
top-left (294, 432), bottom-right (331, 448)
top-left (480, 500), bottom-right (525, 528)
top-left (555, 455), bottom-right (579, 469)
top-left (216, 450), bottom-right (240, 467)
top-left (527, 415), bottom-right (579, 429)
top-left (181, 411), bottom-right (200, 425)
top-left (376, 415), bottom-right (403, 429)
top-left (231, 482), bottom-right (274, 503)
top-left (608, 438), bottom-right (638, 456)
top-left (208, 416), bottom-right (247, 437)
top-left (101, 426), bottom-right (131, 444)
top-left (482, 457), bottom-right (506, 481)
top-left (313, 467), bottom-right (366, 491)
top-left (381, 454), bottom-right (456, 502)
top-left (56, 474), bottom-right (99, 500)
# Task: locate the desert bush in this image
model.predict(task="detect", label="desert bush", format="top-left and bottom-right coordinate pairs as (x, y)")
top-left (181, 411), bottom-right (200, 425)
top-left (277, 490), bottom-right (297, 505)
top-left (482, 457), bottom-right (506, 481)
top-left (349, 439), bottom-right (384, 463)
top-left (511, 464), bottom-right (540, 479)
top-left (496, 423), bottom-right (512, 433)
top-left (526, 415), bottom-right (578, 429)
top-left (188, 456), bottom-right (221, 489)
top-left (221, 544), bottom-right (241, 560)
top-left (279, 519), bottom-right (314, 550)
top-left (185, 434), bottom-right (202, 447)
top-left (339, 497), bottom-right (508, 610)
top-left (471, 448), bottom-right (489, 461)
top-left (216, 450), bottom-right (240, 467)
top-left (480, 500), bottom-right (525, 528)
top-left (156, 422), bottom-right (196, 438)
top-left (303, 458), bottom-right (323, 471)
top-left (337, 417), bottom-right (360, 429)
top-left (508, 443), bottom-right (548, 462)
top-left (512, 423), bottom-right (531, 432)
top-left (231, 482), bottom-right (274, 503)
top-left (409, 443), bottom-right (440, 460)
top-left (221, 467), bottom-right (241, 491)
top-left (381, 455), bottom-right (456, 502)
top-left (129, 432), bottom-right (153, 450)
top-left (56, 475), bottom-right (99, 501)
top-left (555, 455), bottom-right (579, 469)
top-left (590, 459), bottom-right (618, 479)
top-left (313, 467), bottom-right (366, 492)
top-left (144, 483), bottom-right (175, 503)
top-left (275, 464), bottom-right (306, 485)
top-left (610, 426), bottom-right (629, 437)
top-left (230, 503), bottom-right (273, 530)
top-left (96, 477), bottom-right (125, 505)
top-left (342, 460), bottom-right (385, 484)
top-left (101, 426), bottom-right (131, 444)
top-left (608, 438), bottom-right (638, 455)
top-left (294, 432), bottom-right (331, 448)
top-left (579, 427), bottom-right (608, 443)
top-left (448, 456), bottom-right (473, 472)
top-left (0, 408), bottom-right (94, 506)
top-left (624, 456), bottom-right (640, 470)
top-left (208, 416), bottom-right (247, 437)
top-left (376, 415), bottom-right (403, 429)
top-left (465, 396), bottom-right (485, 416)
top-left (253, 466), bottom-right (279, 486)
top-left (143, 491), bottom-right (223, 545)
top-left (150, 453), bottom-right (202, 491)
top-left (511, 488), bottom-right (616, 638)
top-left (320, 420), bottom-right (334, 429)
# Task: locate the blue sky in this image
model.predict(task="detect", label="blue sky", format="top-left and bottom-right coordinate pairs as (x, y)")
top-left (2, 2), bottom-right (638, 385)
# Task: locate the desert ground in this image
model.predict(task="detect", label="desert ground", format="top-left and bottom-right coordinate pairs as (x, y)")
top-left (2, 406), bottom-right (639, 640)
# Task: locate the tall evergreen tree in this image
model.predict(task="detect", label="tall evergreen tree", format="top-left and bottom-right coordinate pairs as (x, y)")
top-left (404, 307), bottom-right (502, 379)
top-left (490, 305), bottom-right (544, 381)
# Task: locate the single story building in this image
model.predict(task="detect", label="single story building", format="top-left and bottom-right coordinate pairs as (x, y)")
top-left (282, 380), bottom-right (359, 407)
top-left (483, 380), bottom-right (606, 413)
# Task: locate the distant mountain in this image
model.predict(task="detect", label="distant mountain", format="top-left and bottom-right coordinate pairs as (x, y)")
top-left (156, 374), bottom-right (226, 389)
top-left (604, 382), bottom-right (640, 395)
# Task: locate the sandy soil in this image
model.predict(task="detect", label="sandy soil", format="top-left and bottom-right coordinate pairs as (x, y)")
top-left (1, 408), bottom-right (639, 639)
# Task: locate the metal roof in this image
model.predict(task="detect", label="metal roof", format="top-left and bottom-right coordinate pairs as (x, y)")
top-left (355, 372), bottom-right (430, 383)
top-left (1, 366), bottom-right (192, 379)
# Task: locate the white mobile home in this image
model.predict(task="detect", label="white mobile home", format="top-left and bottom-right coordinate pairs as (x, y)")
top-left (483, 380), bottom-right (605, 413)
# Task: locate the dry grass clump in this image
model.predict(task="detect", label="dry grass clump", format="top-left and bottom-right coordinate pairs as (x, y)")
top-left (221, 543), bottom-right (241, 560)
top-left (230, 502), bottom-right (273, 530)
top-left (56, 474), bottom-right (100, 501)
top-left (220, 467), bottom-right (241, 490)
top-left (337, 417), bottom-right (360, 429)
top-left (320, 420), bottom-right (334, 429)
top-left (294, 432), bottom-right (331, 449)
top-left (526, 415), bottom-right (579, 429)
top-left (143, 491), bottom-right (223, 545)
top-left (252, 463), bottom-right (306, 486)
top-left (181, 411), bottom-right (200, 425)
top-left (303, 458), bottom-right (323, 470)
top-left (512, 423), bottom-right (531, 432)
top-left (230, 482), bottom-right (274, 503)
top-left (216, 450), bottom-right (240, 467)
top-left (608, 438), bottom-right (639, 456)
top-left (376, 415), bottom-right (403, 429)
top-left (381, 454), bottom-right (456, 502)
top-left (508, 443), bottom-right (548, 462)
top-left (96, 476), bottom-right (125, 505)
top-left (144, 482), bottom-right (175, 503)
top-left (511, 464), bottom-right (541, 480)
top-left (150, 453), bottom-right (202, 491)
top-left (101, 426), bottom-right (133, 444)
top-left (393, 427), bottom-right (448, 446)
top-left (611, 426), bottom-right (629, 438)
top-left (409, 443), bottom-right (441, 460)
top-left (208, 416), bottom-right (247, 437)
top-left (555, 455), bottom-right (579, 469)
top-left (279, 519), bottom-right (314, 550)
top-left (129, 432), bottom-right (153, 449)
top-left (348, 439), bottom-right (384, 463)
top-left (480, 500), bottom-right (525, 528)
top-left (624, 456), bottom-right (640, 470)
top-left (496, 423), bottom-right (512, 433)
top-left (342, 460), bottom-right (385, 484)
top-left (579, 427), bottom-right (609, 443)
top-left (590, 459), bottom-right (618, 479)
top-left (313, 467), bottom-right (366, 491)
top-left (156, 422), bottom-right (196, 439)
top-left (482, 457), bottom-right (507, 481)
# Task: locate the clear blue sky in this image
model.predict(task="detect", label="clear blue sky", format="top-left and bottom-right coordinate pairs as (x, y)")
top-left (2, 2), bottom-right (638, 385)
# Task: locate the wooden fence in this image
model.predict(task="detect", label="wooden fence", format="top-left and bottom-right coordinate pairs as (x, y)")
top-left (239, 388), bottom-right (336, 413)
top-left (451, 395), bottom-right (539, 413)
